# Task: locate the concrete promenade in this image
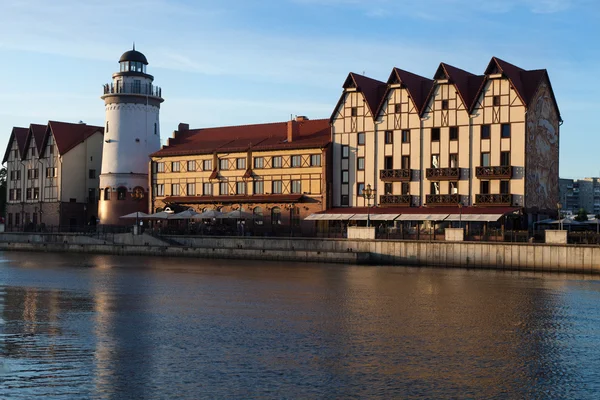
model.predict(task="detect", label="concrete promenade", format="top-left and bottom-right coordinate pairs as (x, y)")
top-left (0, 232), bottom-right (599, 273)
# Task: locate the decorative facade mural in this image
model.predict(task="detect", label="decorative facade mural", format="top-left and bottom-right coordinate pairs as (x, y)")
top-left (525, 80), bottom-right (560, 213)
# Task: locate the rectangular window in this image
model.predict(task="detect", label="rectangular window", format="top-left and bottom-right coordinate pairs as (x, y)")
top-left (49, 145), bottom-right (54, 155)
top-left (310, 154), bottom-right (321, 166)
top-left (46, 167), bottom-right (56, 178)
top-left (480, 180), bottom-right (490, 194)
top-left (501, 123), bottom-right (511, 138)
top-left (394, 104), bottom-right (401, 114)
top-left (15, 213), bottom-right (20, 227)
top-left (26, 188), bottom-right (32, 200)
top-left (481, 125), bottom-right (491, 139)
top-left (342, 145), bottom-right (349, 159)
top-left (172, 161), bottom-right (180, 172)
top-left (401, 182), bottom-right (410, 195)
top-left (236, 158), bottom-right (246, 170)
top-left (449, 181), bottom-right (458, 195)
top-left (202, 182), bottom-right (212, 195)
top-left (357, 132), bottom-right (365, 145)
top-left (431, 181), bottom-right (440, 195)
top-left (9, 189), bottom-right (14, 201)
top-left (272, 156), bottom-right (282, 168)
top-left (357, 182), bottom-right (365, 196)
top-left (171, 184), bottom-right (180, 196)
top-left (402, 130), bottom-right (410, 143)
top-left (157, 162), bottom-right (165, 172)
top-left (384, 182), bottom-right (392, 195)
top-left (27, 169), bottom-right (38, 179)
top-left (219, 159), bottom-right (228, 170)
top-left (187, 183), bottom-right (195, 196)
top-left (351, 107), bottom-right (358, 117)
top-left (385, 130), bottom-right (393, 144)
top-left (16, 189), bottom-right (21, 200)
top-left (357, 157), bottom-right (365, 171)
top-left (272, 180), bottom-right (282, 194)
top-left (431, 154), bottom-right (439, 168)
top-left (341, 195), bottom-right (349, 206)
top-left (30, 148), bottom-right (36, 157)
top-left (253, 180), bottom-right (264, 195)
top-left (89, 169), bottom-right (96, 179)
top-left (291, 180), bottom-right (302, 194)
top-left (500, 180), bottom-right (510, 194)
top-left (254, 157), bottom-right (264, 169)
top-left (7, 213), bottom-right (12, 227)
top-left (500, 151), bottom-right (511, 166)
top-left (203, 160), bottom-right (212, 171)
top-left (449, 126), bottom-right (458, 141)
top-left (88, 188), bottom-right (95, 203)
top-left (236, 181), bottom-right (246, 195)
top-left (291, 155), bottom-right (301, 167)
top-left (34, 187), bottom-right (40, 200)
top-left (384, 156), bottom-right (393, 170)
top-left (10, 171), bottom-right (14, 180)
top-left (342, 170), bottom-right (349, 184)
top-left (13, 149), bottom-right (18, 158)
top-left (16, 170), bottom-right (21, 180)
top-left (431, 128), bottom-right (440, 142)
top-left (449, 153), bottom-right (458, 168)
top-left (219, 182), bottom-right (229, 195)
top-left (481, 152), bottom-right (490, 167)
top-left (493, 95), bottom-right (500, 106)
top-left (441, 99), bottom-right (449, 110)
top-left (156, 184), bottom-right (164, 196)
top-left (187, 160), bottom-right (195, 172)
top-left (401, 155), bottom-right (410, 170)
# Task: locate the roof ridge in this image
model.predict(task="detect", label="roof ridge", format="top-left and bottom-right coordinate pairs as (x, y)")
top-left (185, 118), bottom-right (328, 132)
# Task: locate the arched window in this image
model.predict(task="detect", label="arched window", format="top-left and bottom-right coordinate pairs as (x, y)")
top-left (271, 207), bottom-right (281, 225)
top-left (253, 206), bottom-right (264, 225)
top-left (104, 187), bottom-right (111, 200)
top-left (117, 187), bottom-right (127, 200)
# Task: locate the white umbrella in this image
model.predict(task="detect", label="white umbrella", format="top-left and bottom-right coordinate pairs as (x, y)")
top-left (192, 210), bottom-right (225, 219)
top-left (222, 210), bottom-right (254, 219)
top-left (119, 211), bottom-right (150, 219)
top-left (146, 211), bottom-right (173, 220)
top-left (168, 209), bottom-right (200, 220)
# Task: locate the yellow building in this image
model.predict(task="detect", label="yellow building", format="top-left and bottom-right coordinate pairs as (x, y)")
top-left (330, 57), bottom-right (561, 226)
top-left (149, 117), bottom-right (331, 234)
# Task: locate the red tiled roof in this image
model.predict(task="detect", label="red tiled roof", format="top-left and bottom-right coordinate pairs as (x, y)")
top-left (426, 63), bottom-right (484, 113)
top-left (378, 68), bottom-right (433, 116)
top-left (331, 73), bottom-right (387, 122)
top-left (316, 206), bottom-right (521, 215)
top-left (165, 194), bottom-right (305, 204)
top-left (48, 121), bottom-right (104, 156)
top-left (2, 127), bottom-right (29, 164)
top-left (152, 118), bottom-right (330, 157)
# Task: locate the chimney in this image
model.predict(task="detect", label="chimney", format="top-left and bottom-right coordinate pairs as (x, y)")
top-left (287, 119), bottom-right (299, 142)
top-left (178, 123), bottom-right (189, 132)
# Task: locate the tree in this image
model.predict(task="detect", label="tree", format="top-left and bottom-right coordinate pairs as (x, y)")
top-left (574, 208), bottom-right (588, 222)
top-left (0, 166), bottom-right (6, 217)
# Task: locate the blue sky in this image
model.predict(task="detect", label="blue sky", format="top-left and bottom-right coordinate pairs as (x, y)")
top-left (0, 0), bottom-right (598, 178)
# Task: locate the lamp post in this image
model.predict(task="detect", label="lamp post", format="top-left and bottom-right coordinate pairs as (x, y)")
top-left (458, 202), bottom-right (463, 229)
top-left (557, 202), bottom-right (563, 231)
top-left (362, 184), bottom-right (376, 228)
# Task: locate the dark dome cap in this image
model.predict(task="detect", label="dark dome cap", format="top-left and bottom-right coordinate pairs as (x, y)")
top-left (119, 49), bottom-right (148, 65)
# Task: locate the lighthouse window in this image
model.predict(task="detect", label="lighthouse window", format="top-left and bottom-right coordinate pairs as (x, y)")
top-left (154, 123), bottom-right (157, 135)
top-left (133, 80), bottom-right (141, 93)
top-left (104, 187), bottom-right (111, 200)
top-left (117, 187), bottom-right (127, 200)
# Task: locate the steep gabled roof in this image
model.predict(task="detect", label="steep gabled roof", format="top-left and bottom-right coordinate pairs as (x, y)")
top-left (27, 124), bottom-right (47, 155)
top-left (48, 121), bottom-right (104, 156)
top-left (152, 118), bottom-right (330, 157)
top-left (2, 127), bottom-right (29, 164)
top-left (330, 72), bottom-right (387, 122)
top-left (377, 68), bottom-right (434, 116)
top-left (428, 63), bottom-right (485, 114)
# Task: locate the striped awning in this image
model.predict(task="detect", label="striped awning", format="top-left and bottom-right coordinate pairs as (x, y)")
top-left (305, 213), bottom-right (355, 221)
top-left (445, 214), bottom-right (504, 222)
top-left (396, 214), bottom-right (449, 221)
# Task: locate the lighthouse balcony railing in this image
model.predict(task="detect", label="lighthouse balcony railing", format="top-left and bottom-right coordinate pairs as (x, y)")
top-left (103, 83), bottom-right (162, 98)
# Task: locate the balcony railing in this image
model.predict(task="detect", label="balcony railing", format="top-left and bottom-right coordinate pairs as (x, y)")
top-left (379, 194), bottom-right (411, 206)
top-left (380, 169), bottom-right (411, 181)
top-left (426, 194), bottom-right (460, 204)
top-left (475, 193), bottom-right (512, 205)
top-left (475, 165), bottom-right (512, 179)
top-left (103, 83), bottom-right (162, 98)
top-left (426, 167), bottom-right (459, 181)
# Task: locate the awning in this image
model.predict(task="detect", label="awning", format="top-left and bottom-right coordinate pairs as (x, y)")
top-left (370, 214), bottom-right (401, 221)
top-left (305, 213), bottom-right (355, 221)
top-left (349, 214), bottom-right (369, 220)
top-left (396, 214), bottom-right (449, 221)
top-left (445, 214), bottom-right (504, 222)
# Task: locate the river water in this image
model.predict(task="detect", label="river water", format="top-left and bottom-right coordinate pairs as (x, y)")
top-left (1, 251), bottom-right (599, 399)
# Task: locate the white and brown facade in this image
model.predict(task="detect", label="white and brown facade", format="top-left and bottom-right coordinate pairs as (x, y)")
top-left (330, 57), bottom-right (561, 224)
top-left (149, 117), bottom-right (331, 234)
top-left (3, 121), bottom-right (104, 229)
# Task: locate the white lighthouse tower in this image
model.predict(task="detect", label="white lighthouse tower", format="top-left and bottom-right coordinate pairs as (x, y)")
top-left (99, 46), bottom-right (164, 225)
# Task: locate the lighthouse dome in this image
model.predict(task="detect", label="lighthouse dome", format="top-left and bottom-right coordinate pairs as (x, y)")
top-left (119, 49), bottom-right (148, 65)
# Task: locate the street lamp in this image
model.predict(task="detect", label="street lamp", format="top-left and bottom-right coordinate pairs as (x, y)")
top-left (458, 202), bottom-right (463, 229)
top-left (557, 202), bottom-right (563, 230)
top-left (362, 184), bottom-right (376, 228)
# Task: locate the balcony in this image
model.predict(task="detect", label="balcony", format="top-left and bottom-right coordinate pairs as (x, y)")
top-left (426, 194), bottom-right (460, 205)
top-left (380, 169), bottom-right (411, 181)
top-left (475, 166), bottom-right (512, 179)
top-left (475, 193), bottom-right (512, 206)
top-left (103, 82), bottom-right (162, 98)
top-left (426, 167), bottom-right (459, 181)
top-left (379, 194), bottom-right (411, 206)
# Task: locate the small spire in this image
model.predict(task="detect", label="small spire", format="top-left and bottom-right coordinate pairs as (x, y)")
top-left (133, 42), bottom-right (135, 51)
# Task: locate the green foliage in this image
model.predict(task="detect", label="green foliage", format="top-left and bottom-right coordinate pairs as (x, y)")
top-left (574, 208), bottom-right (588, 222)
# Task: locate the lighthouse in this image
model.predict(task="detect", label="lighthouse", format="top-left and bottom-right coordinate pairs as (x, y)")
top-left (99, 46), bottom-right (164, 224)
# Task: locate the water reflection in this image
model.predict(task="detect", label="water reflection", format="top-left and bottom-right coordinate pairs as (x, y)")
top-left (1, 252), bottom-right (599, 398)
